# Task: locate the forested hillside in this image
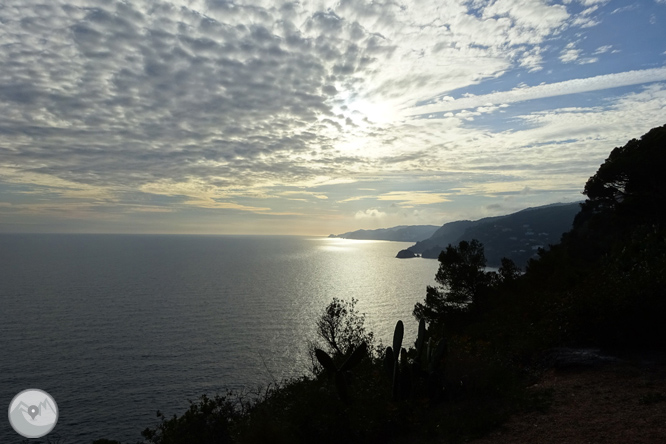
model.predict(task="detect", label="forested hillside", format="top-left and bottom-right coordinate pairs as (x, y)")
top-left (400, 202), bottom-right (581, 267)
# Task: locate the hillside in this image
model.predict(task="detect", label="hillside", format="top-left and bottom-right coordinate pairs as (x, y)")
top-left (328, 225), bottom-right (439, 242)
top-left (399, 202), bottom-right (582, 268)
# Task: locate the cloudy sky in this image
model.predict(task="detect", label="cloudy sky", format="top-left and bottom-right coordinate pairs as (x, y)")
top-left (1, 0), bottom-right (665, 235)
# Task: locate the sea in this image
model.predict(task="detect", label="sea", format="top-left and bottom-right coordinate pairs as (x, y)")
top-left (0, 234), bottom-right (439, 443)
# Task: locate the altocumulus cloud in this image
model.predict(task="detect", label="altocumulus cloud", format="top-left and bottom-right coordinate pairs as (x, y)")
top-left (0, 0), bottom-right (576, 187)
top-left (0, 1), bottom-right (353, 187)
top-left (0, 0), bottom-right (665, 233)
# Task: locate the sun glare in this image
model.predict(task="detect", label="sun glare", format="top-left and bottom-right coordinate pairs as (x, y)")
top-left (347, 96), bottom-right (398, 125)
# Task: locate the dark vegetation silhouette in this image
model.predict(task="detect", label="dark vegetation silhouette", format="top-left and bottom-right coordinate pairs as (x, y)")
top-left (105, 124), bottom-right (665, 443)
top-left (308, 297), bottom-right (377, 367)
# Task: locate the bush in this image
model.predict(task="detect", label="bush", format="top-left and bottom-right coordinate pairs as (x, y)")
top-left (141, 394), bottom-right (241, 444)
top-left (308, 297), bottom-right (378, 372)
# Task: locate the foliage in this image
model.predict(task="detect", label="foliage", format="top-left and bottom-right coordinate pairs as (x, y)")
top-left (117, 290), bottom-right (557, 444)
top-left (314, 342), bottom-right (368, 402)
top-left (413, 239), bottom-right (495, 330)
top-left (524, 124), bottom-right (666, 349)
top-left (569, 124), bottom-right (666, 261)
top-left (581, 124), bottom-right (666, 225)
top-left (309, 297), bottom-right (377, 372)
top-left (496, 257), bottom-right (521, 283)
top-left (141, 394), bottom-right (240, 444)
top-left (435, 239), bottom-right (489, 304)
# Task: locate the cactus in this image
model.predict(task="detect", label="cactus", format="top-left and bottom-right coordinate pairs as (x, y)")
top-left (415, 318), bottom-right (427, 357)
top-left (413, 318), bottom-right (447, 374)
top-left (426, 335), bottom-right (447, 373)
top-left (392, 320), bottom-right (404, 354)
top-left (385, 321), bottom-right (412, 400)
top-left (383, 346), bottom-right (394, 379)
top-left (383, 344), bottom-right (404, 400)
top-left (384, 319), bottom-right (447, 401)
top-left (391, 321), bottom-right (404, 400)
top-left (315, 342), bottom-right (367, 402)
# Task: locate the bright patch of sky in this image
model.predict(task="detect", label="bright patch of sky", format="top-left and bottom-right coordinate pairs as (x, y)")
top-left (0, 0), bottom-right (665, 235)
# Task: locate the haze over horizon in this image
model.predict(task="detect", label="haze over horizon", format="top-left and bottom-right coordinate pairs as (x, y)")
top-left (1, 0), bottom-right (665, 235)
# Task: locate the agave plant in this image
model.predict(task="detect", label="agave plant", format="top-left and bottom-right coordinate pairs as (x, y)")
top-left (315, 342), bottom-right (367, 402)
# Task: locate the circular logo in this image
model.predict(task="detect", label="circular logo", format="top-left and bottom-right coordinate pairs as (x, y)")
top-left (8, 389), bottom-right (58, 438)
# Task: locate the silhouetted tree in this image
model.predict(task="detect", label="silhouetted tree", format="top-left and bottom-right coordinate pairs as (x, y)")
top-left (413, 240), bottom-right (492, 330)
top-left (567, 124), bottom-right (666, 261)
top-left (581, 124), bottom-right (666, 226)
top-left (308, 298), bottom-right (376, 373)
top-left (497, 257), bottom-right (521, 283)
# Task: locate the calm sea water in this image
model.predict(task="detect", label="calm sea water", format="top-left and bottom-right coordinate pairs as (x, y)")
top-left (0, 234), bottom-right (439, 443)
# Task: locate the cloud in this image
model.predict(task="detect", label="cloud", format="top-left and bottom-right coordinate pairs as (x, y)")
top-left (280, 191), bottom-right (329, 200)
top-left (409, 67), bottom-right (666, 115)
top-left (560, 42), bottom-right (582, 63)
top-left (377, 191), bottom-right (450, 207)
top-left (594, 45), bottom-right (613, 54)
top-left (518, 46), bottom-right (545, 72)
top-left (482, 0), bottom-right (569, 33)
top-left (338, 195), bottom-right (376, 203)
top-left (354, 208), bottom-right (387, 219)
top-left (0, 1), bottom-right (353, 189)
top-left (612, 4), bottom-right (639, 14)
top-left (0, 0), bottom-right (581, 202)
top-left (0, 0), bottom-right (664, 233)
top-left (139, 180), bottom-right (274, 212)
top-left (575, 0), bottom-right (609, 5)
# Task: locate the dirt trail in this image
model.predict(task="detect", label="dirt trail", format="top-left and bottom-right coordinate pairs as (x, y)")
top-left (471, 355), bottom-right (666, 444)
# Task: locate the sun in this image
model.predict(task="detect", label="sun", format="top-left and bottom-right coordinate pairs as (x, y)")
top-left (347, 96), bottom-right (398, 125)
top-left (331, 86), bottom-right (400, 127)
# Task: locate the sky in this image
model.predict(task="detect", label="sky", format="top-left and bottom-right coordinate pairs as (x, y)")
top-left (1, 0), bottom-right (665, 236)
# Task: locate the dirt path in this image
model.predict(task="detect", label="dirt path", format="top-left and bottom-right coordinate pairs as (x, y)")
top-left (471, 356), bottom-right (666, 444)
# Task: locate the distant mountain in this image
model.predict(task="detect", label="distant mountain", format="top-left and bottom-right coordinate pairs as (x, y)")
top-left (398, 202), bottom-right (582, 268)
top-left (328, 225), bottom-right (440, 242)
top-left (406, 220), bottom-right (476, 254)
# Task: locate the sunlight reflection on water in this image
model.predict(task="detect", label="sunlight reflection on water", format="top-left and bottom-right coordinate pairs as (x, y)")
top-left (0, 234), bottom-right (439, 442)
